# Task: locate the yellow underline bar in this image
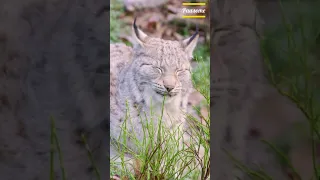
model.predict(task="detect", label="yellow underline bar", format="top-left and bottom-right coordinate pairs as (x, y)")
top-left (182, 15), bottom-right (206, 18)
top-left (182, 2), bottom-right (206, 6)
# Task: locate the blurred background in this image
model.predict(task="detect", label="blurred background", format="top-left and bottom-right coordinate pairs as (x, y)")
top-left (246, 1), bottom-right (320, 179)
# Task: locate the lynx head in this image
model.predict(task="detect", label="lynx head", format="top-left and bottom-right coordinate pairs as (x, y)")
top-left (131, 18), bottom-right (199, 104)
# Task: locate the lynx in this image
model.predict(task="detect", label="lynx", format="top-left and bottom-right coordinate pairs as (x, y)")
top-left (110, 19), bottom-right (199, 171)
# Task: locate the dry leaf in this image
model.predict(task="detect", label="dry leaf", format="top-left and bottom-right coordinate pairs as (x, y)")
top-left (121, 16), bottom-right (135, 24)
top-left (173, 32), bottom-right (184, 41)
top-left (110, 175), bottom-right (121, 180)
top-left (166, 13), bottom-right (177, 21)
top-left (154, 25), bottom-right (167, 38)
top-left (148, 13), bottom-right (163, 22)
top-left (166, 4), bottom-right (179, 14)
top-left (165, 28), bottom-right (173, 36)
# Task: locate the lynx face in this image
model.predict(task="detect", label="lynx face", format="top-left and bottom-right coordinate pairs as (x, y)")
top-left (131, 19), bottom-right (199, 104)
top-left (132, 40), bottom-right (193, 103)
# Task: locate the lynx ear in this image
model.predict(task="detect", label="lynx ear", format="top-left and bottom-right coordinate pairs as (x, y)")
top-left (181, 26), bottom-right (199, 59)
top-left (132, 17), bottom-right (148, 47)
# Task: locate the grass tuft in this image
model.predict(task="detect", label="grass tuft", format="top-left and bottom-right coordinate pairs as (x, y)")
top-left (50, 116), bottom-right (67, 180)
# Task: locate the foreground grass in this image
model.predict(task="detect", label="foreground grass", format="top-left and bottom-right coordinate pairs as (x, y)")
top-left (109, 57), bottom-right (210, 179)
top-left (110, 62), bottom-right (210, 179)
top-left (110, 94), bottom-right (210, 179)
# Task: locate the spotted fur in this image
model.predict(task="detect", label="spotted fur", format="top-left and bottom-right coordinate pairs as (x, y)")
top-left (110, 22), bottom-right (199, 170)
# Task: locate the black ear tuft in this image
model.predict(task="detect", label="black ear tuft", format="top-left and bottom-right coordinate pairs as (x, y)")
top-left (133, 17), bottom-right (140, 39)
top-left (181, 25), bottom-right (199, 58)
top-left (187, 24), bottom-right (199, 46)
top-left (133, 17), bottom-right (138, 30)
top-left (132, 17), bottom-right (148, 46)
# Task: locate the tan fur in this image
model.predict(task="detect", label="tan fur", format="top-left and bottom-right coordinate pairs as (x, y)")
top-left (110, 24), bottom-right (199, 172)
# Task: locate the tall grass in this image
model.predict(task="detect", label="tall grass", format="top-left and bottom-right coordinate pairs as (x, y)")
top-left (110, 97), bottom-right (209, 179)
top-left (263, 0), bottom-right (320, 178)
top-left (50, 116), bottom-right (67, 180)
top-left (50, 116), bottom-right (102, 179)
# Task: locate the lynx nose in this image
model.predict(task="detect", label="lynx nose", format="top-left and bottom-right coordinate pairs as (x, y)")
top-left (163, 75), bottom-right (176, 93)
top-left (164, 85), bottom-right (174, 92)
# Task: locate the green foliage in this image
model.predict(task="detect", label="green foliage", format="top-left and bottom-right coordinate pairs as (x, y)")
top-left (262, 0), bottom-right (320, 132)
top-left (261, 1), bottom-right (320, 178)
top-left (110, 0), bottom-right (125, 43)
top-left (192, 44), bottom-right (210, 103)
top-left (192, 58), bottom-right (210, 102)
top-left (262, 1), bottom-right (320, 97)
top-left (111, 98), bottom-right (209, 179)
top-left (50, 116), bottom-right (67, 180)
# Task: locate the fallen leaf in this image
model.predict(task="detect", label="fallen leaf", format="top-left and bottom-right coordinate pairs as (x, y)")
top-left (121, 16), bottom-right (135, 24)
top-left (148, 13), bottom-right (163, 22)
top-left (154, 25), bottom-right (167, 38)
top-left (166, 5), bottom-right (179, 14)
top-left (110, 175), bottom-right (121, 180)
top-left (165, 28), bottom-right (173, 37)
top-left (173, 32), bottom-right (184, 41)
top-left (166, 13), bottom-right (177, 21)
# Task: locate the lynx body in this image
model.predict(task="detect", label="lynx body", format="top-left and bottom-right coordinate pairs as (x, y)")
top-left (110, 20), bottom-right (199, 168)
